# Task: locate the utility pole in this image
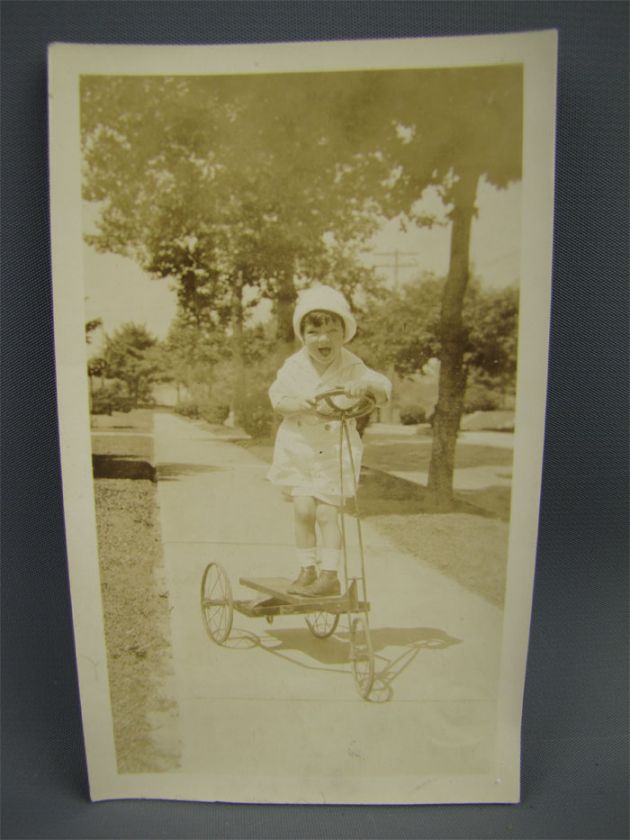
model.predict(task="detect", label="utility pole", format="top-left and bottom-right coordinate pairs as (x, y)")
top-left (362, 250), bottom-right (419, 424)
top-left (370, 250), bottom-right (419, 289)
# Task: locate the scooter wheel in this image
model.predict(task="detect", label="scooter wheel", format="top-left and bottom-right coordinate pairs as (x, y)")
top-left (200, 562), bottom-right (233, 645)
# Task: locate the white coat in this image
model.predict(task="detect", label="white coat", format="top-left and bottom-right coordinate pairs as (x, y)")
top-left (267, 347), bottom-right (391, 503)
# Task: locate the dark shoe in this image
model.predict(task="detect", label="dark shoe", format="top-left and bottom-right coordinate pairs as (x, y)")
top-left (295, 570), bottom-right (341, 598)
top-left (287, 566), bottom-right (317, 593)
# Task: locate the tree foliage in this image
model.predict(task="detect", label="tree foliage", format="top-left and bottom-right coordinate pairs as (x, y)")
top-left (81, 74), bottom-right (386, 343)
top-left (81, 66), bottom-right (522, 503)
top-left (161, 313), bottom-right (226, 390)
top-left (102, 323), bottom-right (161, 407)
top-left (354, 275), bottom-right (519, 394)
top-left (85, 317), bottom-right (102, 344)
top-left (464, 284), bottom-right (519, 393)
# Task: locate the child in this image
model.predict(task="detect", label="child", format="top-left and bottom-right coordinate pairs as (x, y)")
top-left (267, 285), bottom-right (391, 597)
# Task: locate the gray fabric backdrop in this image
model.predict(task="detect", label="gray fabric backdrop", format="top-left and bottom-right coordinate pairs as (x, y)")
top-left (1, 2), bottom-right (628, 837)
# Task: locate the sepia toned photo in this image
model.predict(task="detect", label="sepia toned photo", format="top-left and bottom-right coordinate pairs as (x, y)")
top-left (48, 33), bottom-right (556, 804)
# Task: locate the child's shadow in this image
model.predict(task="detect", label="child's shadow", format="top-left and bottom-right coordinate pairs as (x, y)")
top-left (225, 623), bottom-right (460, 703)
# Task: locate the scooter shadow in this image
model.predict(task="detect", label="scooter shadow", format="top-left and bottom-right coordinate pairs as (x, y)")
top-left (223, 623), bottom-right (461, 703)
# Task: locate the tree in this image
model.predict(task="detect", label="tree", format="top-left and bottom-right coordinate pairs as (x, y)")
top-left (299, 66), bottom-right (522, 504)
top-left (354, 275), bottom-right (519, 416)
top-left (161, 312), bottom-right (227, 400)
top-left (102, 323), bottom-right (161, 407)
top-left (81, 75), bottom-right (383, 346)
top-left (464, 284), bottom-right (519, 400)
top-left (379, 67), bottom-right (522, 506)
top-left (81, 75), bottom-right (385, 421)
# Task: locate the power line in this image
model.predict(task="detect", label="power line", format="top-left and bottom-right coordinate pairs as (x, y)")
top-left (367, 250), bottom-right (420, 287)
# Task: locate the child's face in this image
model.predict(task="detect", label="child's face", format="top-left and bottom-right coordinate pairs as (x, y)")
top-left (302, 312), bottom-right (344, 369)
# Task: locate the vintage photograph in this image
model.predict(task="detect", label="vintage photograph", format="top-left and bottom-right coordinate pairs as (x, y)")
top-left (49, 34), bottom-right (556, 803)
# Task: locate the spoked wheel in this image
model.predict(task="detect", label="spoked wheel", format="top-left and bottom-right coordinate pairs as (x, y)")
top-left (200, 562), bottom-right (233, 644)
top-left (305, 611), bottom-right (340, 639)
top-left (349, 613), bottom-right (375, 699)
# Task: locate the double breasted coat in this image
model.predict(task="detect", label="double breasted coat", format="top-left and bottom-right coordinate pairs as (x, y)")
top-left (267, 347), bottom-right (391, 503)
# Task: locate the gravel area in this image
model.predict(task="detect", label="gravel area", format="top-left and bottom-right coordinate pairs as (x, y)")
top-left (92, 411), bottom-right (180, 773)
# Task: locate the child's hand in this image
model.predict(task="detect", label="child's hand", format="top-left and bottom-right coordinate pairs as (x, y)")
top-left (299, 398), bottom-right (317, 413)
top-left (292, 397), bottom-right (317, 414)
top-left (344, 380), bottom-right (371, 399)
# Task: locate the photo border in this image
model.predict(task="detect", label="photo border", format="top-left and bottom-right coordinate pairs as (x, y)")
top-left (48, 31), bottom-right (557, 804)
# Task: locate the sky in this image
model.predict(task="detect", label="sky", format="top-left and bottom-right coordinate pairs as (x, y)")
top-left (359, 179), bottom-right (521, 288)
top-left (83, 178), bottom-right (521, 350)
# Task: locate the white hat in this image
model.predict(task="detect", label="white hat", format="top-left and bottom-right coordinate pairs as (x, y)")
top-left (293, 285), bottom-right (357, 343)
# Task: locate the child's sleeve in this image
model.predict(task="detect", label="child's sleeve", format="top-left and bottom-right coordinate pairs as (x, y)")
top-left (355, 361), bottom-right (392, 403)
top-left (268, 357), bottom-right (307, 409)
top-left (268, 363), bottom-right (290, 410)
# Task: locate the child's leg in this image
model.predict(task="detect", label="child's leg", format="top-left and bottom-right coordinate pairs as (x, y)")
top-left (315, 502), bottom-right (341, 571)
top-left (289, 496), bottom-right (317, 590)
top-left (293, 495), bottom-right (316, 549)
top-left (291, 502), bottom-right (341, 597)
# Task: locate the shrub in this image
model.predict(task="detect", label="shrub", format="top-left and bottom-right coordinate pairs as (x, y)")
top-left (399, 404), bottom-right (427, 425)
top-left (174, 399), bottom-right (200, 419)
top-left (199, 401), bottom-right (230, 425)
top-left (175, 398), bottom-right (230, 425)
top-left (238, 389), bottom-right (275, 439)
top-left (463, 384), bottom-right (503, 414)
top-left (91, 390), bottom-right (114, 415)
top-left (90, 382), bottom-right (133, 414)
top-left (114, 395), bottom-right (134, 413)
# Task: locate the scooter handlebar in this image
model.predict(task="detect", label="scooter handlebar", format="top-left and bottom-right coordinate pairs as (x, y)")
top-left (313, 387), bottom-right (377, 419)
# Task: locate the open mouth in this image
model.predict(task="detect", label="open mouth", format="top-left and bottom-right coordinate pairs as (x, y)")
top-left (318, 348), bottom-right (332, 357)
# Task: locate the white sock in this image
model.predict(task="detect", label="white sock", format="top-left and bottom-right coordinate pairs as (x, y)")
top-left (296, 547), bottom-right (316, 569)
top-left (320, 548), bottom-right (341, 573)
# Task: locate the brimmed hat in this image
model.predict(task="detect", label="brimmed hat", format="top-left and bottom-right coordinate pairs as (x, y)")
top-left (293, 285), bottom-right (357, 343)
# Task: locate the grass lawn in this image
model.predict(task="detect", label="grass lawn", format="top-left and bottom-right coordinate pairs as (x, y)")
top-left (91, 409), bottom-right (180, 772)
top-left (362, 438), bottom-right (513, 472)
top-left (236, 431), bottom-right (510, 607)
top-left (358, 469), bottom-right (508, 606)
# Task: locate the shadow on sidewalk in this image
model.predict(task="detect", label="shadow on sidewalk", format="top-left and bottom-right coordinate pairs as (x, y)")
top-left (220, 624), bottom-right (460, 703)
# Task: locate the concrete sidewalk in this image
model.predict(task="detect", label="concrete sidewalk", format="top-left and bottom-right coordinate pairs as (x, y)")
top-left (153, 412), bottom-right (504, 799)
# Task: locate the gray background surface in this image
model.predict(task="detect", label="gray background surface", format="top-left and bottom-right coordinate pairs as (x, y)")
top-left (1, 2), bottom-right (628, 838)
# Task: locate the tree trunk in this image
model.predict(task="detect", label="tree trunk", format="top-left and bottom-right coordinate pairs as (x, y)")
top-left (274, 262), bottom-right (297, 358)
top-left (229, 273), bottom-right (246, 425)
top-left (428, 171), bottom-right (479, 509)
